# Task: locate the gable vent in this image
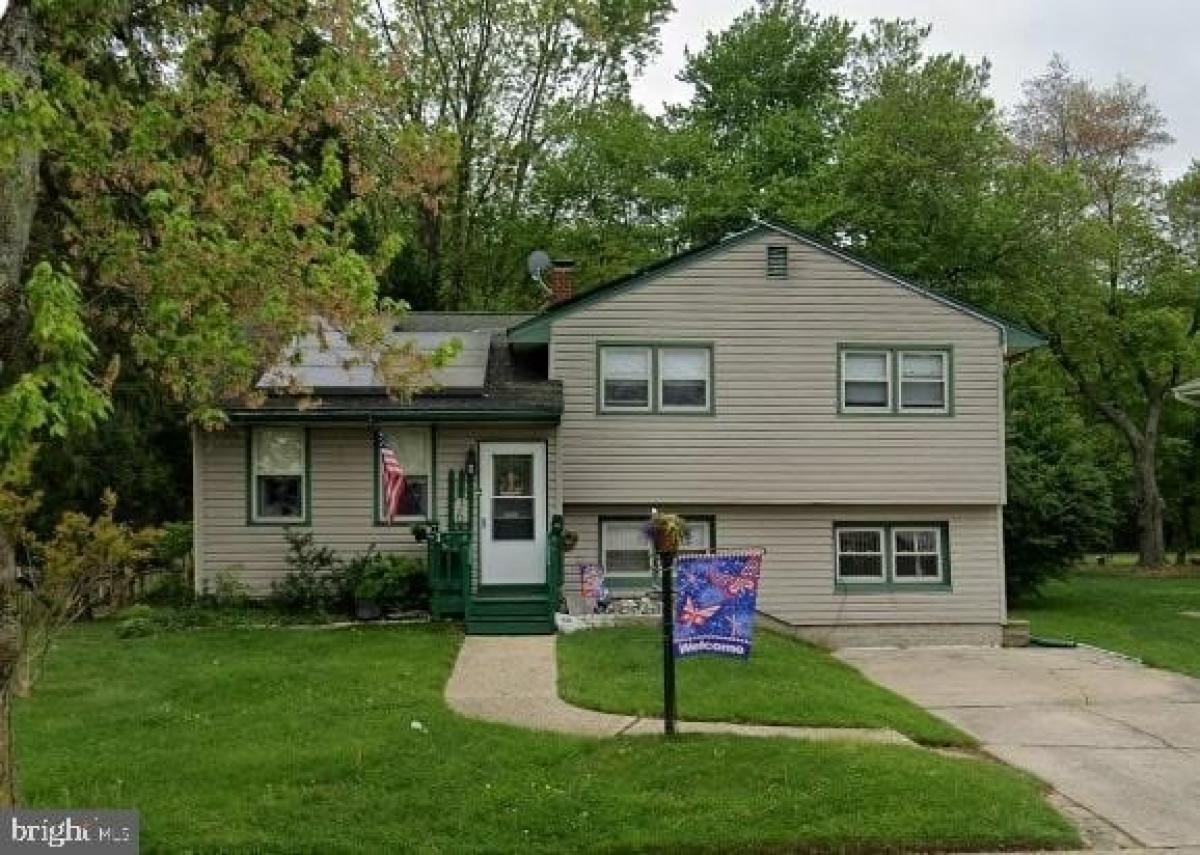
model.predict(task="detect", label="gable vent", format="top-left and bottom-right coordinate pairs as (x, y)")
top-left (766, 245), bottom-right (788, 278)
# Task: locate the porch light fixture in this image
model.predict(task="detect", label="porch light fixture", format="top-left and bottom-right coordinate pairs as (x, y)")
top-left (465, 447), bottom-right (477, 478)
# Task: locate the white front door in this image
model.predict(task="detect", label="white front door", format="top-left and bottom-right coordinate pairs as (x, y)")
top-left (479, 442), bottom-right (547, 585)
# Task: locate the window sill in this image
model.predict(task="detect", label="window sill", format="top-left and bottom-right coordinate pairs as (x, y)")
top-left (373, 516), bottom-right (432, 529)
top-left (249, 517), bottom-right (310, 527)
top-left (834, 582), bottom-right (952, 595)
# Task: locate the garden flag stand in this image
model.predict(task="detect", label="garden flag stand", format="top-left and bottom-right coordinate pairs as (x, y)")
top-left (659, 549), bottom-right (766, 736)
top-left (657, 548), bottom-right (678, 736)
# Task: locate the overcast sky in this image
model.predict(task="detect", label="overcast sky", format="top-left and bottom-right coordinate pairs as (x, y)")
top-left (632, 0), bottom-right (1198, 177)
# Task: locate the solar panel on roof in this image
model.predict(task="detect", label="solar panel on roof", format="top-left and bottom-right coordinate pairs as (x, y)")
top-left (258, 329), bottom-right (489, 392)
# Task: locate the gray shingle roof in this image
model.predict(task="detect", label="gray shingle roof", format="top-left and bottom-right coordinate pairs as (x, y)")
top-left (230, 313), bottom-right (560, 422)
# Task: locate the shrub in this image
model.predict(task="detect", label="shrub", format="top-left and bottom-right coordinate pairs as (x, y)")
top-left (140, 570), bottom-right (195, 607)
top-left (270, 530), bottom-right (339, 614)
top-left (334, 552), bottom-right (429, 613)
top-left (116, 616), bottom-right (156, 639)
top-left (35, 490), bottom-right (163, 613)
top-left (204, 567), bottom-right (251, 608)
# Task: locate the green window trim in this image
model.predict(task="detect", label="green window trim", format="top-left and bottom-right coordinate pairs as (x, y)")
top-left (832, 521), bottom-right (952, 593)
top-left (836, 343), bottom-right (955, 417)
top-left (245, 426), bottom-right (312, 526)
top-left (595, 342), bottom-right (716, 415)
top-left (372, 424), bottom-right (437, 527)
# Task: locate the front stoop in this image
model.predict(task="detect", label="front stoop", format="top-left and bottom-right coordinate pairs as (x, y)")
top-left (466, 585), bottom-right (556, 636)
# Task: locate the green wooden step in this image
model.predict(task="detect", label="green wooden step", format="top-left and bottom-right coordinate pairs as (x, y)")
top-left (466, 617), bottom-right (556, 636)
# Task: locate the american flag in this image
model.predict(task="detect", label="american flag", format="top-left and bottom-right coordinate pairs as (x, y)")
top-left (376, 432), bottom-right (406, 523)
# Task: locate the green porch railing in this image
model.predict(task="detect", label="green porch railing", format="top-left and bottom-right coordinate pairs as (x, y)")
top-left (427, 466), bottom-right (475, 619)
top-left (546, 514), bottom-right (565, 622)
top-left (427, 461), bottom-right (566, 627)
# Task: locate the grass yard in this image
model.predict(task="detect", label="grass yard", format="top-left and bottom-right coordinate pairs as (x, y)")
top-left (558, 626), bottom-right (972, 747)
top-left (17, 623), bottom-right (1077, 853)
top-left (1015, 569), bottom-right (1200, 677)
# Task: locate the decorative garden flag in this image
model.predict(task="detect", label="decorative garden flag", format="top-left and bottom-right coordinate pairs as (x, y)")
top-left (672, 550), bottom-right (764, 659)
top-left (579, 563), bottom-right (608, 602)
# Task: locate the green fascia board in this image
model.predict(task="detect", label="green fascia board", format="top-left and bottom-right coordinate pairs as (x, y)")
top-left (507, 220), bottom-right (1048, 355)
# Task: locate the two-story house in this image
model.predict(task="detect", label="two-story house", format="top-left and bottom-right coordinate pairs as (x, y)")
top-left (192, 221), bottom-right (1043, 645)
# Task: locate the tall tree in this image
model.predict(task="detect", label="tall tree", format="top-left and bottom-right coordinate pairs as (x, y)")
top-left (668, 0), bottom-right (851, 242)
top-left (1009, 60), bottom-right (1196, 566)
top-left (371, 0), bottom-right (673, 308)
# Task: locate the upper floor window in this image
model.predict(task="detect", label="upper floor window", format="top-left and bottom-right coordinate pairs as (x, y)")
top-left (375, 427), bottom-right (432, 522)
top-left (658, 347), bottom-right (711, 411)
top-left (899, 351), bottom-right (948, 413)
top-left (599, 344), bottom-right (713, 414)
top-left (839, 346), bottom-right (951, 415)
top-left (250, 427), bottom-right (307, 523)
top-left (600, 346), bottom-right (652, 411)
top-left (841, 350), bottom-right (891, 410)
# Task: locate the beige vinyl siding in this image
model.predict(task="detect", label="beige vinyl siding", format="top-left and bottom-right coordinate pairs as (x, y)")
top-left (563, 504), bottom-right (1004, 627)
top-left (195, 422), bottom-right (557, 593)
top-left (551, 231), bottom-right (1005, 505)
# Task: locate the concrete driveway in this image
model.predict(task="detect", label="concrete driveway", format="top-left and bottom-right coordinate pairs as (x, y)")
top-left (838, 645), bottom-right (1200, 849)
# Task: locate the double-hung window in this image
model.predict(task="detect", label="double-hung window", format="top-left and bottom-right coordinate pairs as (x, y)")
top-left (834, 527), bottom-right (886, 582)
top-left (839, 346), bottom-right (951, 414)
top-left (658, 347), bottom-right (711, 411)
top-left (841, 351), bottom-right (891, 411)
top-left (599, 344), bottom-right (713, 413)
top-left (600, 346), bottom-right (652, 411)
top-left (834, 522), bottom-right (949, 588)
top-left (892, 527), bottom-right (943, 582)
top-left (899, 351), bottom-right (948, 413)
top-left (250, 427), bottom-right (307, 523)
top-left (375, 427), bottom-right (432, 522)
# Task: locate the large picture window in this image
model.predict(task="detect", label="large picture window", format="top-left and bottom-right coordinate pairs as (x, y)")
top-left (834, 522), bottom-right (949, 588)
top-left (375, 427), bottom-right (432, 522)
top-left (250, 427), bottom-right (307, 523)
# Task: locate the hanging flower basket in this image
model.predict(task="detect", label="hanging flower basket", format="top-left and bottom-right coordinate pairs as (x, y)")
top-left (644, 510), bottom-right (687, 559)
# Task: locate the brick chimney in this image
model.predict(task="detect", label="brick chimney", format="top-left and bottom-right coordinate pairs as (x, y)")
top-left (548, 259), bottom-right (575, 304)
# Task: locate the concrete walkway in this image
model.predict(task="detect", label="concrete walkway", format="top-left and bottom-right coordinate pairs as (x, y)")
top-left (839, 645), bottom-right (1200, 849)
top-left (445, 635), bottom-right (911, 743)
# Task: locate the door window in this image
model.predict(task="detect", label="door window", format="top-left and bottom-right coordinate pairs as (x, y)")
top-left (492, 454), bottom-right (535, 541)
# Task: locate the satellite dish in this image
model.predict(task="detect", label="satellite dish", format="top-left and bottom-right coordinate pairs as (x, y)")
top-left (527, 249), bottom-right (552, 292)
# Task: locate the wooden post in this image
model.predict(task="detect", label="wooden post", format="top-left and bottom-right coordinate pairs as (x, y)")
top-left (659, 550), bottom-right (677, 736)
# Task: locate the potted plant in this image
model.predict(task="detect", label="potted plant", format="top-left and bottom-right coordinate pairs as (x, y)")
top-left (644, 509), bottom-right (687, 561)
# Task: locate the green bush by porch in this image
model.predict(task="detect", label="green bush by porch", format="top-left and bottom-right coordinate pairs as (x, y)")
top-left (558, 626), bottom-right (973, 747)
top-left (18, 623), bottom-right (1076, 852)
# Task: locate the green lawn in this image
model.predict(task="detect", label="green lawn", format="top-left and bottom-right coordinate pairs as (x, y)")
top-left (17, 623), bottom-right (1077, 853)
top-left (558, 626), bottom-right (971, 747)
top-left (1015, 569), bottom-right (1200, 677)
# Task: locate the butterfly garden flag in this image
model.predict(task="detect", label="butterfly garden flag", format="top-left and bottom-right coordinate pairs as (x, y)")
top-left (672, 550), bottom-right (764, 659)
